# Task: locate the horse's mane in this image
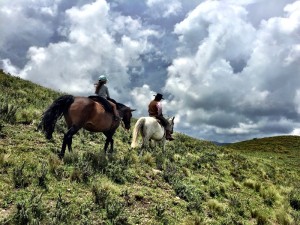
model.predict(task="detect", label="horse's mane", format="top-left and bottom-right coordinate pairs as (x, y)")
top-left (108, 98), bottom-right (127, 110)
top-left (116, 102), bottom-right (127, 110)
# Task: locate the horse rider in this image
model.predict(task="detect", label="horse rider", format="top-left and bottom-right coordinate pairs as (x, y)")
top-left (148, 93), bottom-right (174, 141)
top-left (94, 75), bottom-right (120, 120)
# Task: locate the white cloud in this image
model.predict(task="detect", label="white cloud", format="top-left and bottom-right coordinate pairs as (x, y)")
top-left (164, 0), bottom-right (300, 142)
top-left (1, 0), bottom-right (300, 142)
top-left (146, 0), bottom-right (182, 18)
top-left (2, 0), bottom-right (158, 101)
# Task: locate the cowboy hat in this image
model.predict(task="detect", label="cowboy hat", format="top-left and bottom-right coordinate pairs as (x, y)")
top-left (154, 93), bottom-right (164, 99)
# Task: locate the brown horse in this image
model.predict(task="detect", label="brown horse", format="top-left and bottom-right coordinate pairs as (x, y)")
top-left (39, 95), bottom-right (135, 158)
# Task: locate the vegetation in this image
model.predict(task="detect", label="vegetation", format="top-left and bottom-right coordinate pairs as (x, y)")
top-left (0, 70), bottom-right (299, 224)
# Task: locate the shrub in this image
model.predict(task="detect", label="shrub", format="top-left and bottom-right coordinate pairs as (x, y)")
top-left (106, 162), bottom-right (128, 184)
top-left (13, 192), bottom-right (44, 224)
top-left (276, 209), bottom-right (293, 225)
top-left (207, 199), bottom-right (225, 215)
top-left (37, 162), bottom-right (48, 189)
top-left (0, 102), bottom-right (18, 123)
top-left (91, 184), bottom-right (111, 208)
top-left (163, 161), bottom-right (180, 184)
top-left (122, 150), bottom-right (139, 167)
top-left (251, 209), bottom-right (269, 225)
top-left (48, 155), bottom-right (64, 180)
top-left (289, 188), bottom-right (300, 211)
top-left (0, 153), bottom-right (12, 172)
top-left (79, 162), bottom-right (93, 184)
top-left (14, 201), bottom-right (30, 224)
top-left (244, 179), bottom-right (260, 191)
top-left (63, 151), bottom-right (79, 165)
top-left (70, 167), bottom-right (81, 183)
top-left (172, 181), bottom-right (204, 212)
top-left (83, 150), bottom-right (108, 172)
top-left (12, 162), bottom-right (30, 188)
top-left (106, 197), bottom-right (124, 223)
top-left (50, 193), bottom-right (71, 224)
top-left (17, 108), bottom-right (41, 124)
top-left (291, 211), bottom-right (300, 224)
top-left (142, 152), bottom-right (156, 167)
top-left (194, 152), bottom-right (218, 169)
top-left (155, 152), bottom-right (166, 170)
top-left (0, 119), bottom-right (4, 136)
top-left (260, 185), bottom-right (281, 207)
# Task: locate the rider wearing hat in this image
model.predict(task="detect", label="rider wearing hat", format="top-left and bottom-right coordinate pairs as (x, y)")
top-left (148, 93), bottom-right (174, 141)
top-left (95, 75), bottom-right (120, 120)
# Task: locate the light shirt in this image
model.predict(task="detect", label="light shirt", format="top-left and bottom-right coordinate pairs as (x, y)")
top-left (156, 102), bottom-right (162, 115)
top-left (97, 85), bottom-right (110, 99)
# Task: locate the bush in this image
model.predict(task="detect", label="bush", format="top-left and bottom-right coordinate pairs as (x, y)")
top-left (50, 193), bottom-right (71, 224)
top-left (207, 199), bottom-right (225, 215)
top-left (289, 188), bottom-right (300, 211)
top-left (0, 102), bottom-right (18, 123)
top-left (251, 209), bottom-right (269, 225)
top-left (260, 185), bottom-right (281, 207)
top-left (13, 192), bottom-right (44, 224)
top-left (91, 184), bottom-right (111, 208)
top-left (276, 209), bottom-right (293, 225)
top-left (106, 197), bottom-right (124, 222)
top-left (12, 162), bottom-right (30, 188)
top-left (83, 151), bottom-right (108, 172)
top-left (37, 162), bottom-right (48, 189)
top-left (106, 162), bottom-right (128, 184)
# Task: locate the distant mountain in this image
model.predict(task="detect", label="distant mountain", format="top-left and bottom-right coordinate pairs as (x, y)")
top-left (227, 135), bottom-right (300, 152)
top-left (212, 141), bottom-right (231, 146)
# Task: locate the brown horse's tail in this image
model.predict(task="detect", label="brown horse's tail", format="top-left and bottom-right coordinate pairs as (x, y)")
top-left (131, 117), bottom-right (145, 148)
top-left (39, 95), bottom-right (74, 140)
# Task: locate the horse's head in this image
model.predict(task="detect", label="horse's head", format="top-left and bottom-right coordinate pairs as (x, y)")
top-left (168, 116), bottom-right (175, 134)
top-left (120, 106), bottom-right (136, 130)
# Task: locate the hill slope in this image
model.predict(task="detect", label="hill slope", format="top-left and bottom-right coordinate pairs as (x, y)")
top-left (0, 71), bottom-right (300, 224)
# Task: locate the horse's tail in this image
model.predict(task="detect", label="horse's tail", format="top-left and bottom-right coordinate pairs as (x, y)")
top-left (131, 117), bottom-right (145, 148)
top-left (39, 95), bottom-right (74, 140)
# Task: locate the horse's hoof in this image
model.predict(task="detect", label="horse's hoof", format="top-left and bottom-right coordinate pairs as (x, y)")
top-left (57, 153), bottom-right (64, 160)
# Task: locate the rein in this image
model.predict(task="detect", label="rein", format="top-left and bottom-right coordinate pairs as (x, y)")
top-left (118, 108), bottom-right (125, 129)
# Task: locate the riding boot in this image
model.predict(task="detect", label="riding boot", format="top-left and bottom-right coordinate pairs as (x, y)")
top-left (114, 115), bottom-right (121, 121)
top-left (166, 130), bottom-right (174, 141)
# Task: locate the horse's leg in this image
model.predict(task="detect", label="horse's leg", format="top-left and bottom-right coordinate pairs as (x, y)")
top-left (139, 136), bottom-right (149, 156)
top-left (104, 136), bottom-right (114, 154)
top-left (104, 137), bottom-right (109, 154)
top-left (103, 131), bottom-right (113, 154)
top-left (110, 138), bottom-right (114, 153)
top-left (60, 126), bottom-right (79, 159)
top-left (67, 137), bottom-right (73, 152)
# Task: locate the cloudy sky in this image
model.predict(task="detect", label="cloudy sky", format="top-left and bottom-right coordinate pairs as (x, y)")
top-left (1, 0), bottom-right (300, 143)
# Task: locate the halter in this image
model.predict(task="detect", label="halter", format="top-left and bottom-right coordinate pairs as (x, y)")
top-left (117, 107), bottom-right (130, 130)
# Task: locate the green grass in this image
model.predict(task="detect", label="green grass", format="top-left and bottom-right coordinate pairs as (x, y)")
top-left (1, 70), bottom-right (300, 224)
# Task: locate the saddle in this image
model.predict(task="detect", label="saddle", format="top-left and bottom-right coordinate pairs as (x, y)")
top-left (88, 96), bottom-right (125, 113)
top-left (88, 95), bottom-right (113, 113)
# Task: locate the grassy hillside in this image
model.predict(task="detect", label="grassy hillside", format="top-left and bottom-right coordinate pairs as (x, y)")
top-left (0, 70), bottom-right (300, 224)
top-left (228, 136), bottom-right (300, 178)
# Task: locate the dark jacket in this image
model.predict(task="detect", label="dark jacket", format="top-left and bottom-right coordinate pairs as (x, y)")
top-left (148, 100), bottom-right (160, 116)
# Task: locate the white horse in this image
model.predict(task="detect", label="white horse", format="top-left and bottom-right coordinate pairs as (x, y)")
top-left (131, 116), bottom-right (175, 153)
